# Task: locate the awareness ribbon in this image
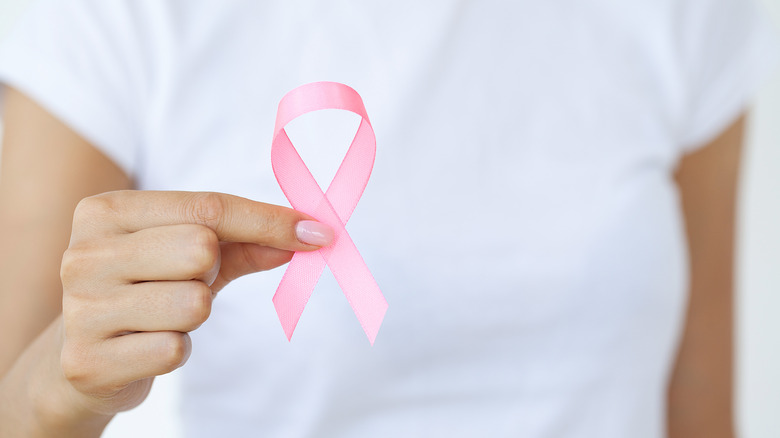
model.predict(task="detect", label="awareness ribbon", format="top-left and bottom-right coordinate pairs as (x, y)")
top-left (271, 81), bottom-right (388, 345)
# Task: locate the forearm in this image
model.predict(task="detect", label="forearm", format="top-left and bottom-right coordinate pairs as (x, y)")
top-left (667, 281), bottom-right (735, 438)
top-left (669, 115), bottom-right (743, 437)
top-left (0, 317), bottom-right (112, 438)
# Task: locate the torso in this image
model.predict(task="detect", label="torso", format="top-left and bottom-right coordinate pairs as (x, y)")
top-left (131, 1), bottom-right (689, 436)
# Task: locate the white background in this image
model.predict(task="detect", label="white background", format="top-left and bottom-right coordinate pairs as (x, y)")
top-left (0, 1), bottom-right (778, 437)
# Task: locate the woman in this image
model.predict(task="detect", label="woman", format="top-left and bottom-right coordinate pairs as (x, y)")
top-left (0, 0), bottom-right (776, 436)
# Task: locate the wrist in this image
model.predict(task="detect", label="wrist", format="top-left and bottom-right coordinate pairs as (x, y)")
top-left (1, 317), bottom-right (112, 438)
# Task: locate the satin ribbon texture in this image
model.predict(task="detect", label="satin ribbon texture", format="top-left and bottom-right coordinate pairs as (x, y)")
top-left (271, 81), bottom-right (388, 345)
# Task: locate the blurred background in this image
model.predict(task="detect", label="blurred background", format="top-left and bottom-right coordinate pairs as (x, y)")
top-left (0, 1), bottom-right (778, 437)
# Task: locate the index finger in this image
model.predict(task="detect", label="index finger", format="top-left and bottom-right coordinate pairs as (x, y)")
top-left (72, 190), bottom-right (328, 251)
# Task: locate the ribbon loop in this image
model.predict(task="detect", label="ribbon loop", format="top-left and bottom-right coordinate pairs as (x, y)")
top-left (271, 82), bottom-right (387, 345)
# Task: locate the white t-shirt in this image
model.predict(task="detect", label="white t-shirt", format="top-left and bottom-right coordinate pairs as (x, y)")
top-left (1, 1), bottom-right (777, 437)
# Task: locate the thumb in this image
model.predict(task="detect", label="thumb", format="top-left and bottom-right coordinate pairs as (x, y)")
top-left (210, 242), bottom-right (294, 294)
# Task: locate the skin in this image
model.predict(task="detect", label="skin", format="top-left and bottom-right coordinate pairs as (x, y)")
top-left (0, 88), bottom-right (329, 436)
top-left (0, 87), bottom-right (740, 437)
top-left (668, 115), bottom-right (744, 437)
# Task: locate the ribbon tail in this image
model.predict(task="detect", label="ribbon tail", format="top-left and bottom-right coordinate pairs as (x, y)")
top-left (321, 236), bottom-right (388, 345)
top-left (272, 250), bottom-right (327, 340)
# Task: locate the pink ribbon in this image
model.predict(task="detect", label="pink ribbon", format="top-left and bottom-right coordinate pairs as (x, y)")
top-left (271, 81), bottom-right (388, 345)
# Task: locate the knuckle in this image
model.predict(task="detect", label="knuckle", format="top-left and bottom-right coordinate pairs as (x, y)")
top-left (60, 340), bottom-right (95, 388)
top-left (60, 244), bottom-right (114, 290)
top-left (191, 224), bottom-right (220, 251)
top-left (60, 247), bottom-right (90, 288)
top-left (73, 193), bottom-right (117, 225)
top-left (263, 207), bottom-right (283, 231)
top-left (255, 207), bottom-right (284, 246)
top-left (183, 282), bottom-right (213, 329)
top-left (185, 192), bottom-right (226, 230)
top-left (158, 332), bottom-right (191, 371)
top-left (183, 225), bottom-right (219, 274)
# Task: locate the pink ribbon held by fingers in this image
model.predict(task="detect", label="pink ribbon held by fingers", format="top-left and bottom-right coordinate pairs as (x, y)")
top-left (271, 81), bottom-right (388, 345)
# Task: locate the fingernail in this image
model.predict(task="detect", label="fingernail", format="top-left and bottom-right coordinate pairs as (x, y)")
top-left (295, 220), bottom-right (334, 247)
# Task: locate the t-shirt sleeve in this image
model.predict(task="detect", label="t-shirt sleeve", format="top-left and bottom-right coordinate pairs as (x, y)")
top-left (0, 0), bottom-right (148, 177)
top-left (676, 0), bottom-right (779, 152)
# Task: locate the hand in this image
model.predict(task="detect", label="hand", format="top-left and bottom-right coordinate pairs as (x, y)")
top-left (58, 191), bottom-right (332, 416)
